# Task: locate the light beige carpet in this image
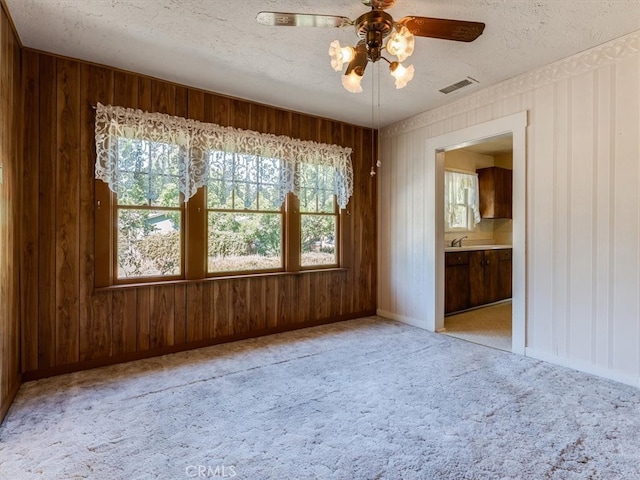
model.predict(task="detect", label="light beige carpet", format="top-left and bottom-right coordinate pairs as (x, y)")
top-left (2, 316), bottom-right (640, 479)
top-left (444, 301), bottom-right (512, 351)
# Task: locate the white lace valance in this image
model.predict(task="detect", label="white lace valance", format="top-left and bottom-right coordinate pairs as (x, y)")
top-left (94, 103), bottom-right (354, 208)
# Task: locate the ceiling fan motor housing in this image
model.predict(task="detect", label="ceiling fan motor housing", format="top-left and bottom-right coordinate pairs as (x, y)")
top-left (355, 10), bottom-right (394, 62)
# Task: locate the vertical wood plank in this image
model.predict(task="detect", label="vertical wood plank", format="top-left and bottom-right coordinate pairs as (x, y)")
top-left (230, 279), bottom-right (249, 335)
top-left (229, 98), bottom-right (250, 130)
top-left (315, 272), bottom-right (330, 320)
top-left (1, 8), bottom-right (23, 417)
top-left (329, 271), bottom-right (342, 319)
top-left (252, 104), bottom-right (277, 134)
top-left (203, 282), bottom-right (215, 339)
top-left (151, 80), bottom-right (176, 115)
top-left (213, 95), bottom-right (230, 126)
top-left (297, 274), bottom-right (311, 324)
top-left (55, 58), bottom-right (81, 366)
top-left (175, 85), bottom-right (189, 118)
top-left (248, 277), bottom-right (266, 331)
top-left (274, 109), bottom-right (291, 135)
top-left (138, 77), bottom-right (152, 111)
top-left (174, 284), bottom-right (187, 345)
top-left (186, 282), bottom-right (204, 342)
top-left (265, 276), bottom-right (278, 328)
top-left (111, 289), bottom-right (137, 355)
top-left (340, 124), bottom-right (355, 315)
top-left (137, 287), bottom-right (150, 351)
top-left (37, 54), bottom-right (57, 370)
top-left (214, 280), bottom-right (230, 337)
top-left (21, 50), bottom-right (40, 372)
top-left (150, 285), bottom-right (175, 349)
top-left (79, 63), bottom-right (113, 361)
top-left (276, 275), bottom-right (295, 326)
top-left (113, 71), bottom-right (138, 109)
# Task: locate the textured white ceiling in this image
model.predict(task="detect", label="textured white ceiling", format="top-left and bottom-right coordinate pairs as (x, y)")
top-left (5, 0), bottom-right (640, 127)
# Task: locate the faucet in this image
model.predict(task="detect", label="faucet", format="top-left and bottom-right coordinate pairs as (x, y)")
top-left (450, 236), bottom-right (468, 247)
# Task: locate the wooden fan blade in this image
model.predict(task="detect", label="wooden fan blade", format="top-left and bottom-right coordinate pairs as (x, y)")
top-left (256, 12), bottom-right (352, 28)
top-left (397, 17), bottom-right (485, 42)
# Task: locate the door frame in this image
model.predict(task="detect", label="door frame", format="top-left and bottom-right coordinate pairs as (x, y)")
top-left (424, 111), bottom-right (527, 354)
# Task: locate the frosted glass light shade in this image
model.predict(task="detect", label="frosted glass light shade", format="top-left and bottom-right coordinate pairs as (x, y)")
top-left (329, 40), bottom-right (355, 72)
top-left (341, 70), bottom-right (364, 93)
top-left (389, 62), bottom-right (414, 89)
top-left (386, 25), bottom-right (415, 62)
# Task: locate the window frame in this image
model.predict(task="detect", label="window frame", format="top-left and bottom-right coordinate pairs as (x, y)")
top-left (95, 172), bottom-right (347, 288)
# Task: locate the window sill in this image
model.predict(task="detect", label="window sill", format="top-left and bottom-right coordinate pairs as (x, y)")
top-left (94, 268), bottom-right (349, 292)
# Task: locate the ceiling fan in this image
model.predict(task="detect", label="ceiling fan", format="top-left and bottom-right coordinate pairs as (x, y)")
top-left (256, 0), bottom-right (485, 93)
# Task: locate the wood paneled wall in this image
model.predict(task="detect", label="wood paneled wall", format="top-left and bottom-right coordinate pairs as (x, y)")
top-left (0, 2), bottom-right (22, 422)
top-left (20, 50), bottom-right (377, 379)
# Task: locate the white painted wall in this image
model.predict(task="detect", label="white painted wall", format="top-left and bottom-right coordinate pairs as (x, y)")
top-left (378, 30), bottom-right (640, 387)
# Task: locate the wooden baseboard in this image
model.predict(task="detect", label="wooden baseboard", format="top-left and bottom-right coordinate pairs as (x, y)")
top-left (21, 311), bottom-right (376, 382)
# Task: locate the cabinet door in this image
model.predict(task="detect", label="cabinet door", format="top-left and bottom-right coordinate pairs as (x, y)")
top-left (445, 264), bottom-right (470, 314)
top-left (478, 167), bottom-right (512, 219)
top-left (468, 251), bottom-right (485, 307)
top-left (498, 249), bottom-right (513, 300)
top-left (483, 250), bottom-right (501, 303)
top-left (445, 252), bottom-right (469, 314)
top-left (495, 168), bottom-right (513, 219)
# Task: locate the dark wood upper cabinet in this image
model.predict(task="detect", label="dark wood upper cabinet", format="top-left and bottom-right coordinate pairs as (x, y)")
top-left (477, 167), bottom-right (512, 219)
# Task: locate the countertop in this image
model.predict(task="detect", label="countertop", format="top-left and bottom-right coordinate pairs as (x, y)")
top-left (444, 244), bottom-right (512, 252)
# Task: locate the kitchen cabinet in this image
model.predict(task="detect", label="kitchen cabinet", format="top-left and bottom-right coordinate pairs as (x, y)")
top-left (477, 167), bottom-right (512, 219)
top-left (445, 247), bottom-right (512, 314)
top-left (469, 250), bottom-right (500, 307)
top-left (445, 252), bottom-right (470, 314)
top-left (497, 249), bottom-right (512, 301)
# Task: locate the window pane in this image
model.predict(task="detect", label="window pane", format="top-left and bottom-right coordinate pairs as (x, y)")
top-left (208, 212), bottom-right (282, 272)
top-left (117, 209), bottom-right (182, 278)
top-left (117, 138), bottom-right (181, 207)
top-left (449, 205), bottom-right (468, 229)
top-left (301, 214), bottom-right (337, 267)
top-left (299, 163), bottom-right (335, 213)
top-left (207, 151), bottom-right (282, 211)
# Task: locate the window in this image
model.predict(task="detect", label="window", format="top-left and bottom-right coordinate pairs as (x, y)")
top-left (299, 163), bottom-right (338, 267)
top-left (206, 151), bottom-right (283, 273)
top-left (94, 103), bottom-right (353, 286)
top-left (444, 170), bottom-right (480, 232)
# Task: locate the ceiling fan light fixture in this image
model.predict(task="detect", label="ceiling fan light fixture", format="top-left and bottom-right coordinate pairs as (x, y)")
top-left (257, 5), bottom-right (485, 94)
top-left (386, 25), bottom-right (415, 62)
top-left (342, 69), bottom-right (364, 93)
top-left (389, 61), bottom-right (414, 89)
top-left (329, 40), bottom-right (356, 72)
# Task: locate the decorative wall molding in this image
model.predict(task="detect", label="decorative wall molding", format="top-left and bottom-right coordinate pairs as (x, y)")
top-left (383, 29), bottom-right (640, 138)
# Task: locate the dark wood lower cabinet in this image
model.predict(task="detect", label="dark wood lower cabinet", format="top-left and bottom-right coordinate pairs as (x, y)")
top-left (469, 250), bottom-right (500, 307)
top-left (445, 248), bottom-right (512, 314)
top-left (445, 252), bottom-right (470, 314)
top-left (497, 249), bottom-right (513, 301)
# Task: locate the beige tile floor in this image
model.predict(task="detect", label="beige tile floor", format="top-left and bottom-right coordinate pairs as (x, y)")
top-left (443, 300), bottom-right (512, 352)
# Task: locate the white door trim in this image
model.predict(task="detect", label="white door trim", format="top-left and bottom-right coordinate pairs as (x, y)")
top-left (424, 111), bottom-right (528, 354)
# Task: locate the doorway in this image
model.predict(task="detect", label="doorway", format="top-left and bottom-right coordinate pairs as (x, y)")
top-left (424, 111), bottom-right (527, 355)
top-left (442, 136), bottom-right (513, 351)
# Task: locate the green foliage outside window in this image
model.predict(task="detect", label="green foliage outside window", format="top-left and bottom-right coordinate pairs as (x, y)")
top-left (115, 140), bottom-right (339, 278)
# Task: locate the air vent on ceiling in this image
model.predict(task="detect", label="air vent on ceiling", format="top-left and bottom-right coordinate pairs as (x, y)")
top-left (439, 76), bottom-right (479, 95)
